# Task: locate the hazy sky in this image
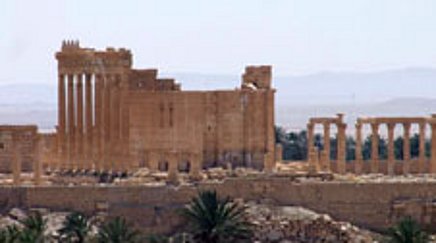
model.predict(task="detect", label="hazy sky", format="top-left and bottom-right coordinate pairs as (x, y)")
top-left (1, 0), bottom-right (436, 84)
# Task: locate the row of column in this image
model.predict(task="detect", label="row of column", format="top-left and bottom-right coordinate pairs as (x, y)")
top-left (307, 121), bottom-right (347, 174)
top-left (308, 120), bottom-right (436, 175)
top-left (355, 122), bottom-right (428, 175)
top-left (57, 72), bottom-right (126, 172)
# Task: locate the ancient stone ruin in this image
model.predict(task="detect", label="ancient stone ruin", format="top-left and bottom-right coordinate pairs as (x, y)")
top-left (306, 114), bottom-right (436, 175)
top-left (1, 41), bottom-right (276, 185)
top-left (2, 41), bottom-right (436, 238)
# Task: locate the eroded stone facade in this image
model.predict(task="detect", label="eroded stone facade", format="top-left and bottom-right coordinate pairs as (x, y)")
top-left (53, 41), bottom-right (276, 175)
top-left (0, 126), bottom-right (39, 184)
top-left (0, 126), bottom-right (38, 172)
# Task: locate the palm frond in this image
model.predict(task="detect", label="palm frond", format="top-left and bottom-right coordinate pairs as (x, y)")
top-left (181, 190), bottom-right (253, 243)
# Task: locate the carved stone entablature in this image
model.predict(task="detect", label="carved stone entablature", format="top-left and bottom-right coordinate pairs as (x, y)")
top-left (56, 42), bottom-right (132, 74)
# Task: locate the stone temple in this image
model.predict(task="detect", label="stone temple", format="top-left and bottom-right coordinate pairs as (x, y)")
top-left (30, 40), bottom-right (274, 178)
top-left (4, 41), bottom-right (436, 236)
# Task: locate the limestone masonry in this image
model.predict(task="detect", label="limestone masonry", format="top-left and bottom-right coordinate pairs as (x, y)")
top-left (3, 42), bottom-right (436, 180)
top-left (0, 41), bottom-right (276, 181)
top-left (3, 41), bottom-right (436, 235)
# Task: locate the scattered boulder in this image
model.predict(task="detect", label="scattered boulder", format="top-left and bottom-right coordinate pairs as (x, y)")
top-left (8, 208), bottom-right (27, 221)
top-left (245, 202), bottom-right (377, 242)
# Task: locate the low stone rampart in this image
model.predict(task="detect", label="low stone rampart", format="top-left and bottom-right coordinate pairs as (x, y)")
top-left (1, 178), bottom-right (435, 234)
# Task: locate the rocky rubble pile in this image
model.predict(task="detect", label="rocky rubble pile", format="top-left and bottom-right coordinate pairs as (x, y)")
top-left (245, 202), bottom-right (378, 243)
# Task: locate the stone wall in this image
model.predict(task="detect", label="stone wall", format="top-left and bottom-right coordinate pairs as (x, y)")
top-left (0, 126), bottom-right (38, 173)
top-left (127, 89), bottom-right (273, 171)
top-left (1, 179), bottom-right (436, 234)
top-left (54, 41), bottom-right (276, 173)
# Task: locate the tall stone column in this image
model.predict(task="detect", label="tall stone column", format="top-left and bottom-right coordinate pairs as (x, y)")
top-left (322, 122), bottom-right (331, 171)
top-left (76, 74), bottom-right (84, 170)
top-left (337, 123), bottom-right (347, 174)
top-left (119, 76), bottom-right (132, 171)
top-left (370, 122), bottom-right (379, 173)
top-left (307, 123), bottom-right (317, 172)
top-left (103, 75), bottom-right (111, 171)
top-left (57, 73), bottom-right (66, 170)
top-left (403, 123), bottom-right (411, 174)
top-left (387, 123), bottom-right (395, 175)
top-left (430, 116), bottom-right (436, 173)
top-left (419, 122), bottom-right (426, 173)
top-left (85, 73), bottom-right (93, 170)
top-left (355, 122), bottom-right (363, 174)
top-left (94, 74), bottom-right (103, 171)
top-left (111, 76), bottom-right (121, 171)
top-left (67, 74), bottom-right (75, 170)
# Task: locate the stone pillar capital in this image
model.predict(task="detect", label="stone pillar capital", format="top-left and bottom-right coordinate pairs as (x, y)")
top-left (337, 122), bottom-right (347, 130)
top-left (336, 113), bottom-right (344, 122)
top-left (418, 122), bottom-right (427, 130)
top-left (307, 123), bottom-right (314, 130)
top-left (387, 122), bottom-right (396, 129)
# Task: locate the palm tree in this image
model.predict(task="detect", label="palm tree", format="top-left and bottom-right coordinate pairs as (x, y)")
top-left (387, 216), bottom-right (429, 243)
top-left (97, 217), bottom-right (140, 243)
top-left (0, 228), bottom-right (8, 243)
top-left (18, 211), bottom-right (47, 243)
top-left (58, 212), bottom-right (91, 243)
top-left (0, 225), bottom-right (21, 243)
top-left (181, 190), bottom-right (253, 243)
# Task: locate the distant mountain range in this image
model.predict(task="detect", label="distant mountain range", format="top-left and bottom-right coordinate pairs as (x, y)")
top-left (1, 67), bottom-right (436, 131)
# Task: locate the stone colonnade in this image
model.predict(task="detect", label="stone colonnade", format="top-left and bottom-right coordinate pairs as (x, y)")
top-left (307, 114), bottom-right (347, 174)
top-left (55, 41), bottom-right (134, 174)
top-left (356, 117), bottom-right (433, 175)
top-left (57, 72), bottom-right (126, 172)
top-left (307, 114), bottom-right (436, 175)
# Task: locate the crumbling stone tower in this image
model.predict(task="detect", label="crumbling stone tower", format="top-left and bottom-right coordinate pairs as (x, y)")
top-left (242, 65), bottom-right (272, 90)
